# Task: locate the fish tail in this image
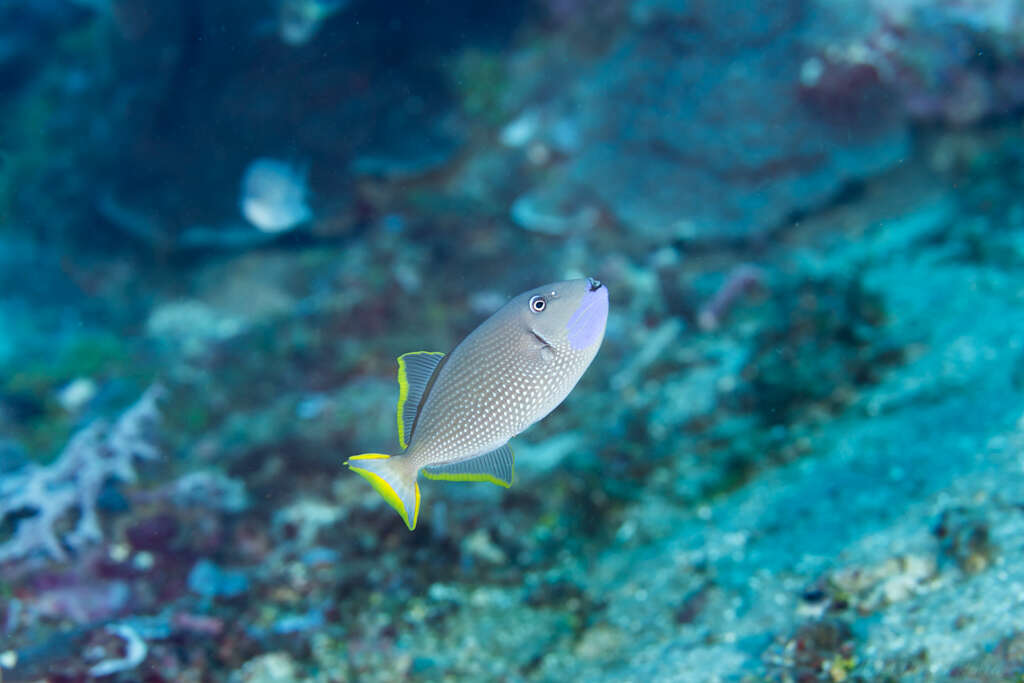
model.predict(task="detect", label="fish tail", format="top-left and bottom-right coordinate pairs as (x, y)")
top-left (345, 453), bottom-right (421, 531)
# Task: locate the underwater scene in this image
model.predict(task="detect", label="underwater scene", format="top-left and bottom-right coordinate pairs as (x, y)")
top-left (3, 0), bottom-right (1024, 681)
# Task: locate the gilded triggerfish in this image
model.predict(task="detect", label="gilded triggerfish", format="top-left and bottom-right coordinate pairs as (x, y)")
top-left (346, 277), bottom-right (609, 530)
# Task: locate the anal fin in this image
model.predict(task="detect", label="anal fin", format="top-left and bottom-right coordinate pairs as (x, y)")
top-left (423, 444), bottom-right (514, 488)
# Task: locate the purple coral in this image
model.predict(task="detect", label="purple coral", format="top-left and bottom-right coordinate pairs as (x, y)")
top-left (0, 385), bottom-right (165, 564)
top-left (698, 264), bottom-right (767, 332)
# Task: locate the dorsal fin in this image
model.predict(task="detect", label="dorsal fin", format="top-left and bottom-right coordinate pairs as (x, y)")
top-left (422, 444), bottom-right (514, 488)
top-left (395, 351), bottom-right (446, 450)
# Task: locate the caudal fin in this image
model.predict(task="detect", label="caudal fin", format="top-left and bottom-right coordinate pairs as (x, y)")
top-left (345, 453), bottom-right (421, 530)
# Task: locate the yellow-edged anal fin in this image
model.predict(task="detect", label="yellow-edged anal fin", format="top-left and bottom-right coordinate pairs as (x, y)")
top-left (395, 351), bottom-right (446, 450)
top-left (422, 470), bottom-right (512, 488)
top-left (423, 444), bottom-right (514, 488)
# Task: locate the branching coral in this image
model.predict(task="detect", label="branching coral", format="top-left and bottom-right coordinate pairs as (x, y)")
top-left (0, 385), bottom-right (164, 563)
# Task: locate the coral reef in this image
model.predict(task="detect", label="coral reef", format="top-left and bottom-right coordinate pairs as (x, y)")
top-left (507, 0), bottom-right (910, 242)
top-left (3, 1), bottom-right (1024, 681)
top-left (803, 0), bottom-right (1024, 125)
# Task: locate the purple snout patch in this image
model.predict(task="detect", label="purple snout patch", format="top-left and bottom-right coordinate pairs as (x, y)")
top-left (566, 285), bottom-right (609, 350)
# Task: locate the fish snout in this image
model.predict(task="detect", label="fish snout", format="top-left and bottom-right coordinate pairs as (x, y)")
top-left (567, 278), bottom-right (609, 350)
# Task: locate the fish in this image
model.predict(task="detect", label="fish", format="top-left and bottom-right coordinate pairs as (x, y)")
top-left (345, 277), bottom-right (609, 530)
top-left (238, 158), bottom-right (312, 233)
top-left (279, 0), bottom-right (348, 46)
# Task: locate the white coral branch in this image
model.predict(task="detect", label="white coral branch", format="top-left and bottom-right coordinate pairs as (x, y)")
top-left (88, 624), bottom-right (148, 677)
top-left (0, 385), bottom-right (165, 563)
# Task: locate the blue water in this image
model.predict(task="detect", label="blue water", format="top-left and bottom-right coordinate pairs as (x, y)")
top-left (3, 1), bottom-right (1024, 680)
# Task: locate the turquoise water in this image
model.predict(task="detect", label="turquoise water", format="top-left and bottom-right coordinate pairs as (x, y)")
top-left (2, 1), bottom-right (1024, 680)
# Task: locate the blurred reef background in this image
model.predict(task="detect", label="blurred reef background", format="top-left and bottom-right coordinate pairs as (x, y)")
top-left (3, 0), bottom-right (1024, 680)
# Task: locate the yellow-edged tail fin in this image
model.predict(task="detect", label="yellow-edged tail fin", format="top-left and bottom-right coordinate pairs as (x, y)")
top-left (345, 453), bottom-right (421, 530)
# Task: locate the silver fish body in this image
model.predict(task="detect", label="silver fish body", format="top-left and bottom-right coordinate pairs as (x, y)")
top-left (346, 277), bottom-right (608, 529)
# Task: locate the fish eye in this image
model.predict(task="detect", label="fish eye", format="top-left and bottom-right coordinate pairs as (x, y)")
top-left (529, 295), bottom-right (546, 313)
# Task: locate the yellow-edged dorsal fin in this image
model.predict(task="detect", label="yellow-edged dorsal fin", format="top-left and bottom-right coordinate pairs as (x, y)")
top-left (422, 444), bottom-right (514, 488)
top-left (395, 351), bottom-right (446, 450)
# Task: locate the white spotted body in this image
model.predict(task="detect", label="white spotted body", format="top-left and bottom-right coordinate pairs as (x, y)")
top-left (407, 283), bottom-right (603, 469)
top-left (345, 278), bottom-right (609, 530)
